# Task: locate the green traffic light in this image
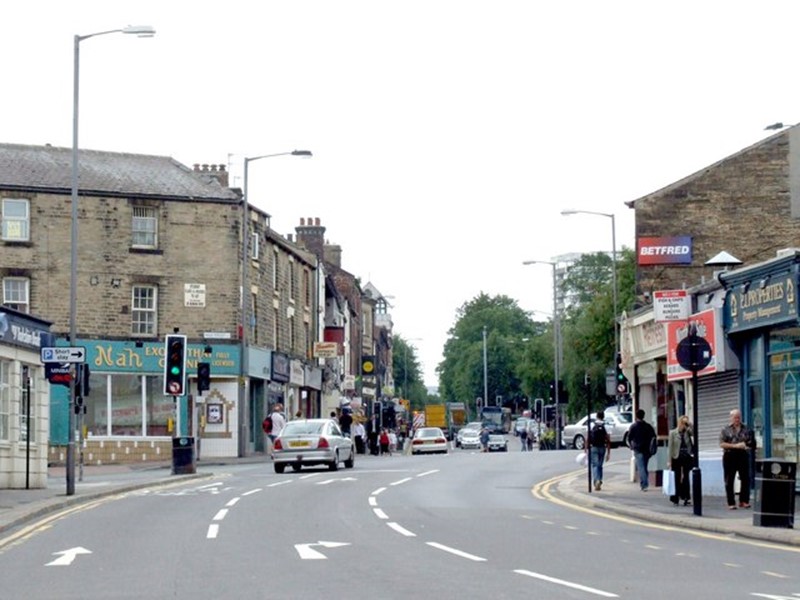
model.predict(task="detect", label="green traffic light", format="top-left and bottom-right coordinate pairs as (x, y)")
top-left (170, 365), bottom-right (181, 375)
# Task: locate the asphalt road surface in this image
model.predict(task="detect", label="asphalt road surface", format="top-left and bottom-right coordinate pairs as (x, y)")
top-left (0, 445), bottom-right (798, 599)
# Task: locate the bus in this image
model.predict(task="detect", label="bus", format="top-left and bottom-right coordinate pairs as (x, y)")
top-left (480, 406), bottom-right (511, 434)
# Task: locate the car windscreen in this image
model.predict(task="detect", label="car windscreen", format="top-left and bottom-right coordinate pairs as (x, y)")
top-left (282, 422), bottom-right (324, 435)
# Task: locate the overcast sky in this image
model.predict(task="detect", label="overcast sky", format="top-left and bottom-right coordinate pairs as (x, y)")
top-left (4, 1), bottom-right (798, 386)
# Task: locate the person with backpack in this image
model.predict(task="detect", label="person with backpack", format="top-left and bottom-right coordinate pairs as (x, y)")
top-left (589, 410), bottom-right (611, 491)
top-left (263, 403), bottom-right (286, 456)
top-left (627, 409), bottom-right (657, 491)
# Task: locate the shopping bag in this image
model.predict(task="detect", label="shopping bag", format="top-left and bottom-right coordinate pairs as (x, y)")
top-left (575, 451), bottom-right (587, 467)
top-left (662, 470), bottom-right (676, 496)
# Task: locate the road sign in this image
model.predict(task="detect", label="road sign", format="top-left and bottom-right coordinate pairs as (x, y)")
top-left (40, 347), bottom-right (86, 364)
top-left (676, 334), bottom-right (712, 372)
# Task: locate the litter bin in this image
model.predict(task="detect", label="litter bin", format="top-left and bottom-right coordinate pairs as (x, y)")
top-left (172, 436), bottom-right (196, 475)
top-left (753, 458), bottom-right (796, 528)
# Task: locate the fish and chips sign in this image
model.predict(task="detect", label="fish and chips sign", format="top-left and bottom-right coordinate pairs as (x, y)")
top-left (653, 290), bottom-right (690, 323)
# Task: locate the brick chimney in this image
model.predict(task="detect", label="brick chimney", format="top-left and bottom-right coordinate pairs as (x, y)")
top-left (295, 217), bottom-right (326, 259)
top-left (192, 163), bottom-right (229, 188)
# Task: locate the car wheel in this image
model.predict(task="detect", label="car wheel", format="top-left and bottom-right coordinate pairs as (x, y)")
top-left (274, 462), bottom-right (286, 474)
top-left (291, 463), bottom-right (302, 472)
top-left (344, 449), bottom-right (355, 469)
top-left (328, 452), bottom-right (339, 471)
top-left (621, 432), bottom-right (629, 448)
top-left (574, 434), bottom-right (585, 450)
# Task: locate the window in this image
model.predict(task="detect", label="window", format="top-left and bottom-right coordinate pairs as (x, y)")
top-left (304, 269), bottom-right (311, 307)
top-left (250, 232), bottom-right (260, 260)
top-left (272, 248), bottom-right (279, 290)
top-left (289, 260), bottom-right (296, 302)
top-left (2, 199), bottom-right (29, 242)
top-left (19, 366), bottom-right (35, 443)
top-left (131, 285), bottom-right (157, 336)
top-left (3, 277), bottom-right (29, 313)
top-left (0, 360), bottom-right (9, 440)
top-left (131, 206), bottom-right (158, 248)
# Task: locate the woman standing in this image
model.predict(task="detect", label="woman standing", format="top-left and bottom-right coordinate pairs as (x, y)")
top-left (668, 415), bottom-right (694, 506)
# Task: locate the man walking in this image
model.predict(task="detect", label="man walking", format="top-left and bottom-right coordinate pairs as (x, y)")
top-left (589, 411), bottom-right (611, 491)
top-left (720, 409), bottom-right (755, 509)
top-left (628, 409), bottom-right (657, 491)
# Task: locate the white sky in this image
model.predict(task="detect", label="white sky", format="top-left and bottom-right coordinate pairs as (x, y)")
top-left (4, 1), bottom-right (798, 386)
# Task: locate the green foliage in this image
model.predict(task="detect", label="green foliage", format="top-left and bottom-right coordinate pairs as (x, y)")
top-left (392, 336), bottom-right (425, 409)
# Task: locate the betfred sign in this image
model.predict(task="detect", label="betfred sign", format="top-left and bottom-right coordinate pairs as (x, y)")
top-left (638, 236), bottom-right (692, 265)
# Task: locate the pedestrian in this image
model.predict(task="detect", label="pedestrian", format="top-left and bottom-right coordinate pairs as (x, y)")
top-left (627, 409), bottom-right (657, 491)
top-left (719, 408), bottom-right (756, 509)
top-left (519, 427), bottom-right (528, 452)
top-left (379, 428), bottom-right (391, 455)
top-left (668, 414), bottom-right (694, 506)
top-left (339, 408), bottom-right (353, 438)
top-left (353, 420), bottom-right (366, 454)
top-left (589, 411), bottom-right (611, 491)
top-left (480, 426), bottom-right (490, 452)
top-left (293, 410), bottom-right (303, 420)
top-left (388, 429), bottom-right (398, 454)
top-left (268, 403), bottom-right (286, 455)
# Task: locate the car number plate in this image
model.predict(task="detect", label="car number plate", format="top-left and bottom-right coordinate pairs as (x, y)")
top-left (289, 440), bottom-right (310, 448)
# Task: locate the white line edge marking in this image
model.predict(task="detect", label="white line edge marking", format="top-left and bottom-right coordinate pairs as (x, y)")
top-left (268, 480), bottom-right (292, 488)
top-left (242, 489), bottom-right (261, 496)
top-left (514, 569), bottom-right (618, 597)
top-left (373, 508), bottom-right (389, 520)
top-left (417, 469), bottom-right (439, 477)
top-left (368, 497), bottom-right (378, 507)
top-left (198, 482), bottom-right (223, 489)
top-left (213, 509), bottom-right (228, 521)
top-left (390, 477), bottom-right (413, 486)
top-left (372, 487), bottom-right (387, 496)
top-left (226, 498), bottom-right (240, 507)
top-left (426, 542), bottom-right (486, 562)
top-left (387, 522), bottom-right (416, 537)
top-left (207, 524), bottom-right (219, 539)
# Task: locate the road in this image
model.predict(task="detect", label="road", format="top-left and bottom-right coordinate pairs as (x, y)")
top-left (0, 445), bottom-right (798, 599)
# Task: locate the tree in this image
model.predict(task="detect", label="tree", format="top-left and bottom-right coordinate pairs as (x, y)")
top-left (392, 336), bottom-right (424, 409)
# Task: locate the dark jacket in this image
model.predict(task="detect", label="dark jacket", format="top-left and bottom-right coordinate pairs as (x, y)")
top-left (628, 419), bottom-right (656, 456)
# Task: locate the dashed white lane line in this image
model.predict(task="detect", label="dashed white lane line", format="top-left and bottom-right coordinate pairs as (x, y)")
top-left (417, 469), bottom-right (439, 478)
top-left (213, 509), bottom-right (228, 521)
top-left (268, 480), bottom-right (292, 488)
top-left (225, 498), bottom-right (240, 507)
top-left (372, 487), bottom-right (387, 496)
top-left (242, 489), bottom-right (261, 496)
top-left (368, 497), bottom-right (378, 507)
top-left (207, 524), bottom-right (219, 539)
top-left (514, 570), bottom-right (618, 597)
top-left (373, 508), bottom-right (389, 520)
top-left (426, 542), bottom-right (486, 562)
top-left (390, 477), bottom-right (413, 486)
top-left (387, 522), bottom-right (416, 537)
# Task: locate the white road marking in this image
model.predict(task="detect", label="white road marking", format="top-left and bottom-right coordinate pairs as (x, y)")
top-left (390, 477), bottom-right (413, 486)
top-left (268, 480), bottom-right (292, 488)
top-left (373, 508), bottom-right (389, 520)
top-left (426, 542), bottom-right (486, 562)
top-left (372, 487), bottom-right (387, 496)
top-left (368, 497), bottom-right (378, 507)
top-left (198, 482), bottom-right (223, 490)
top-left (417, 469), bottom-right (439, 477)
top-left (295, 541), bottom-right (350, 560)
top-left (207, 524), bottom-right (219, 539)
top-left (760, 571), bottom-right (790, 579)
top-left (212, 509), bottom-right (228, 521)
top-left (46, 547), bottom-right (92, 566)
top-left (387, 522), bottom-right (416, 537)
top-left (514, 569), bottom-right (618, 597)
top-left (317, 479), bottom-right (336, 485)
top-left (300, 473), bottom-right (321, 480)
top-left (242, 489), bottom-right (261, 496)
top-left (226, 498), bottom-right (240, 507)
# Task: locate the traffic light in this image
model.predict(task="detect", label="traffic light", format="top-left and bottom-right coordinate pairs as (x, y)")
top-left (615, 352), bottom-right (629, 395)
top-left (197, 362), bottom-right (211, 393)
top-left (361, 356), bottom-right (376, 376)
top-left (75, 364), bottom-right (91, 397)
top-left (164, 334), bottom-right (187, 396)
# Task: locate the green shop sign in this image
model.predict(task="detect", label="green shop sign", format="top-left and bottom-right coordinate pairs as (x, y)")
top-left (726, 273), bottom-right (799, 333)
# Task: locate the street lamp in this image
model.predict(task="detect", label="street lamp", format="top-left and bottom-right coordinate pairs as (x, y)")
top-left (482, 325), bottom-right (488, 415)
top-left (239, 150), bottom-right (312, 457)
top-left (561, 209), bottom-right (618, 392)
top-left (68, 24), bottom-right (155, 496)
top-left (522, 260), bottom-right (562, 449)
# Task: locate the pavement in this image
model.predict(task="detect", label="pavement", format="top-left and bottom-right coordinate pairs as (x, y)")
top-left (0, 454), bottom-right (797, 547)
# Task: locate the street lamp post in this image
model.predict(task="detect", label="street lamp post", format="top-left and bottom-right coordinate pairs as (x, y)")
top-left (68, 25), bottom-right (155, 496)
top-left (561, 210), bottom-right (618, 398)
top-left (522, 260), bottom-right (562, 449)
top-left (239, 150), bottom-right (312, 457)
top-left (482, 325), bottom-right (488, 415)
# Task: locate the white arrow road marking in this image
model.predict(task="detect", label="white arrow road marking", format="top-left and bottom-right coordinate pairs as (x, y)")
top-left (46, 547), bottom-right (92, 566)
top-left (295, 541), bottom-right (350, 560)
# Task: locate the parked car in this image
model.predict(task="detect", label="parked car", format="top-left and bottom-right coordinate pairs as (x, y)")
top-left (486, 434), bottom-right (508, 452)
top-left (411, 427), bottom-right (449, 454)
top-left (273, 418), bottom-right (355, 473)
top-left (459, 428), bottom-right (482, 450)
top-left (561, 412), bottom-right (633, 450)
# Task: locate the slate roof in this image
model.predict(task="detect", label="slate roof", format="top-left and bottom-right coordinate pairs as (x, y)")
top-left (0, 143), bottom-right (240, 202)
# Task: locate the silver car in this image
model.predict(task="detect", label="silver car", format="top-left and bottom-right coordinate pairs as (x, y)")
top-left (561, 412), bottom-right (633, 450)
top-left (273, 418), bottom-right (355, 473)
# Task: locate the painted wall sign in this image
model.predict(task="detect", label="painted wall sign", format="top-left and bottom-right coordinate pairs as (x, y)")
top-left (726, 273), bottom-right (798, 333)
top-left (637, 236), bottom-right (693, 265)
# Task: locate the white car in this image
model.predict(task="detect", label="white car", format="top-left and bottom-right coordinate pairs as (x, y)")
top-left (273, 418), bottom-right (355, 473)
top-left (411, 427), bottom-right (449, 455)
top-left (459, 429), bottom-right (482, 450)
top-left (455, 423), bottom-right (482, 448)
top-left (562, 412), bottom-right (633, 450)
